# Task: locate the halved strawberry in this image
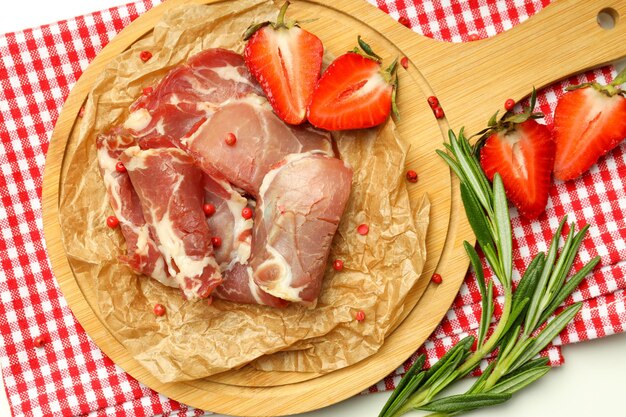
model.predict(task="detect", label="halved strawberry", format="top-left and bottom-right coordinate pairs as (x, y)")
top-left (479, 92), bottom-right (555, 218)
top-left (307, 37), bottom-right (398, 131)
top-left (553, 69), bottom-right (626, 181)
top-left (243, 2), bottom-right (323, 125)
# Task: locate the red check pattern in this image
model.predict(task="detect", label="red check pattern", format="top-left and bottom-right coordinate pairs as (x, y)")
top-left (0, 1), bottom-right (624, 416)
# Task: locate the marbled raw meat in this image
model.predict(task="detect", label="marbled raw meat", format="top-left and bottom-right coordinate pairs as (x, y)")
top-left (214, 263), bottom-right (289, 307)
top-left (95, 131), bottom-right (171, 287)
top-left (180, 95), bottom-right (333, 196)
top-left (121, 146), bottom-right (222, 300)
top-left (99, 47), bottom-right (352, 307)
top-left (252, 152), bottom-right (353, 305)
top-left (123, 48), bottom-right (261, 149)
top-left (201, 174), bottom-right (252, 269)
top-left (202, 174), bottom-right (287, 307)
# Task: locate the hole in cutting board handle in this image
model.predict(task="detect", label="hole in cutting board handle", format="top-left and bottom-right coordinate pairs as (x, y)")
top-left (597, 8), bottom-right (618, 29)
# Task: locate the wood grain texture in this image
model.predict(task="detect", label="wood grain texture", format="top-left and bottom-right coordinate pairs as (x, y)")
top-left (41, 0), bottom-right (626, 415)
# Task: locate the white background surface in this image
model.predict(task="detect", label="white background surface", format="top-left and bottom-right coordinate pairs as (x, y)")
top-left (1, 1), bottom-right (625, 416)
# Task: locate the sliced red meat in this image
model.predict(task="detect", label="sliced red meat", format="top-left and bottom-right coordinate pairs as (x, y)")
top-left (180, 95), bottom-right (333, 196)
top-left (201, 174), bottom-right (253, 268)
top-left (201, 174), bottom-right (287, 307)
top-left (95, 131), bottom-right (171, 287)
top-left (99, 48), bottom-right (351, 307)
top-left (252, 152), bottom-right (353, 305)
top-left (213, 263), bottom-right (289, 308)
top-left (124, 48), bottom-right (261, 149)
top-left (120, 147), bottom-right (222, 300)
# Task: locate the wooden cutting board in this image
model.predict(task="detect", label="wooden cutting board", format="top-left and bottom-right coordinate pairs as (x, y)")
top-left (41, 0), bottom-right (626, 415)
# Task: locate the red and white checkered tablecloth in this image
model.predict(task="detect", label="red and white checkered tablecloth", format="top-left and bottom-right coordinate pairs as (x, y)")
top-left (1, 0), bottom-right (624, 415)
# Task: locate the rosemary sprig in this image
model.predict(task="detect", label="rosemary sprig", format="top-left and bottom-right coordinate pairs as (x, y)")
top-left (379, 129), bottom-right (599, 417)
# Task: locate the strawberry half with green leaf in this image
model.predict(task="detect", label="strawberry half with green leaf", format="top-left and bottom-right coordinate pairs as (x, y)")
top-left (307, 36), bottom-right (398, 131)
top-left (479, 90), bottom-right (555, 219)
top-left (243, 1), bottom-right (323, 125)
top-left (553, 68), bottom-right (626, 181)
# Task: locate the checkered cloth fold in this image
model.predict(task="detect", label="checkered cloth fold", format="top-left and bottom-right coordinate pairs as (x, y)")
top-left (1, 0), bottom-right (624, 415)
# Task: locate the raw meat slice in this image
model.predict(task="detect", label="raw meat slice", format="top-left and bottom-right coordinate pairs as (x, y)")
top-left (213, 263), bottom-right (289, 308)
top-left (121, 146), bottom-right (222, 300)
top-left (96, 131), bottom-right (171, 287)
top-left (202, 174), bottom-right (287, 307)
top-left (202, 174), bottom-right (253, 269)
top-left (181, 95), bottom-right (334, 196)
top-left (123, 48), bottom-right (261, 149)
top-left (252, 152), bottom-right (353, 305)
